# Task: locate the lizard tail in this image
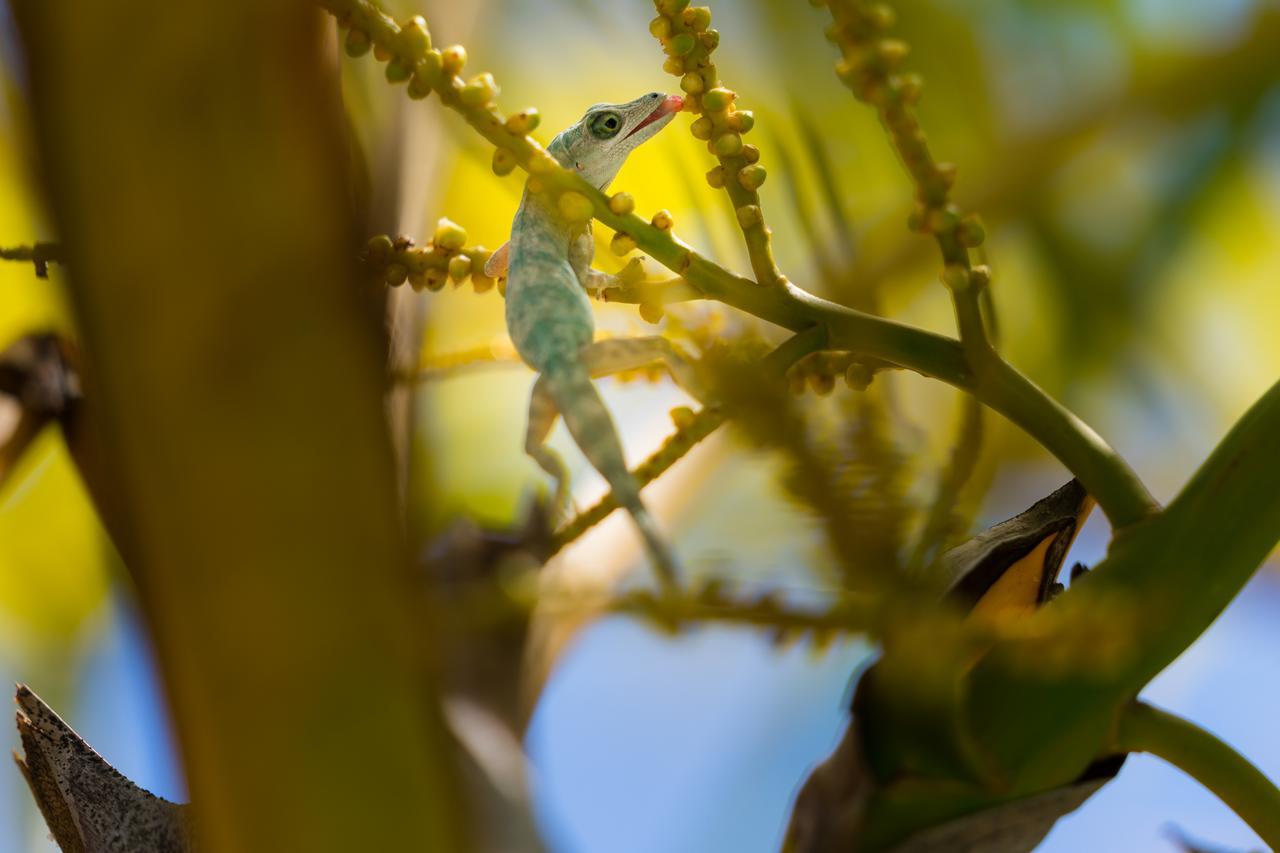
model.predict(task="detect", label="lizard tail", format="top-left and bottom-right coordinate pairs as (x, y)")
top-left (543, 361), bottom-right (680, 588)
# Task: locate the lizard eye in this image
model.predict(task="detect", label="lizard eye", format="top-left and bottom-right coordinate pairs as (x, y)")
top-left (588, 111), bottom-right (623, 139)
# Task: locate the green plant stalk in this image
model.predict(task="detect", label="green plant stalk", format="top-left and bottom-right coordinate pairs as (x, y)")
top-left (13, 2), bottom-right (468, 849)
top-left (838, 377), bottom-right (1280, 847)
top-left (648, 2), bottom-right (782, 288)
top-left (1116, 702), bottom-right (1280, 849)
top-left (967, 377), bottom-right (1280, 792)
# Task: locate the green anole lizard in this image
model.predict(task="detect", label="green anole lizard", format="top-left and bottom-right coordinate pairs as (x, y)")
top-left (485, 92), bottom-right (702, 588)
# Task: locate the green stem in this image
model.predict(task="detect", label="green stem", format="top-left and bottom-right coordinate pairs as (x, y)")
top-left (1116, 702), bottom-right (1280, 849)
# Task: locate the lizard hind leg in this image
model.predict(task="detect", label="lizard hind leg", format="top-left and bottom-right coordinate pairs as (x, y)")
top-left (525, 375), bottom-right (574, 523)
top-left (583, 336), bottom-right (708, 403)
top-left (543, 361), bottom-right (681, 589)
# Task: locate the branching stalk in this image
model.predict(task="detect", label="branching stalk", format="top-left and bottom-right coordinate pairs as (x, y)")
top-left (1116, 702), bottom-right (1280, 850)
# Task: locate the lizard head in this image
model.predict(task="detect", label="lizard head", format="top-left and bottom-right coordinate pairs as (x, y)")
top-left (548, 92), bottom-right (684, 190)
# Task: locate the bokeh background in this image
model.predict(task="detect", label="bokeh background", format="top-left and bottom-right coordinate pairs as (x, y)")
top-left (2, 0), bottom-right (1279, 850)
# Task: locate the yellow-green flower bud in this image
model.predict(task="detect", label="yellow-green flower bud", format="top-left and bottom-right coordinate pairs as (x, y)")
top-left (407, 270), bottom-right (427, 292)
top-left (425, 269), bottom-right (448, 292)
top-left (471, 273), bottom-right (495, 294)
top-left (713, 131), bottom-right (743, 157)
top-left (898, 73), bottom-right (923, 105)
top-left (702, 87), bottom-right (735, 112)
top-left (663, 57), bottom-right (685, 76)
top-left (640, 303), bottom-right (665, 324)
top-left (649, 16), bottom-right (671, 39)
top-left (385, 59), bottom-right (413, 84)
top-left (460, 73), bottom-right (499, 106)
top-left (683, 6), bottom-right (712, 31)
top-left (384, 263), bottom-right (408, 287)
top-left (492, 147), bottom-right (517, 176)
top-left (700, 29), bottom-right (720, 51)
top-left (727, 110), bottom-right (754, 133)
top-left (374, 44), bottom-right (391, 62)
top-left (668, 33), bottom-right (696, 56)
top-left (876, 39), bottom-right (910, 68)
top-left (609, 192), bottom-right (635, 215)
top-left (407, 76), bottom-right (431, 100)
top-left (680, 73), bottom-right (705, 95)
top-left (651, 209), bottom-right (674, 231)
top-left (867, 3), bottom-right (896, 29)
top-left (809, 373), bottom-right (835, 395)
top-left (669, 406), bottom-right (695, 429)
top-left (411, 51), bottom-right (442, 96)
top-left (705, 165), bottom-right (726, 188)
top-left (610, 232), bottom-right (637, 256)
top-left (657, 0), bottom-right (690, 15)
top-left (690, 116), bottom-right (713, 140)
top-left (941, 263), bottom-right (969, 292)
top-left (926, 203), bottom-right (961, 234)
top-left (558, 191), bottom-right (595, 223)
top-left (399, 16), bottom-right (431, 54)
top-left (403, 248), bottom-right (428, 273)
top-left (441, 45), bottom-right (467, 75)
top-left (738, 164), bottom-right (767, 191)
top-left (845, 362), bottom-right (874, 391)
top-left (433, 218), bottom-right (467, 251)
top-left (448, 254), bottom-right (472, 281)
top-left (970, 265), bottom-right (991, 289)
top-left (344, 28), bottom-right (372, 57)
top-left (505, 109), bottom-right (541, 135)
top-left (365, 234), bottom-right (394, 262)
top-left (741, 144), bottom-right (760, 164)
top-left (935, 162), bottom-right (958, 189)
top-left (364, 11), bottom-right (397, 44)
top-left (735, 204), bottom-right (761, 228)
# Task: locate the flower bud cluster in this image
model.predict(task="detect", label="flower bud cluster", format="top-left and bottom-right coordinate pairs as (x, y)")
top-left (785, 350), bottom-right (887, 394)
top-left (360, 219), bottom-right (496, 294)
top-left (649, 0), bottom-right (781, 286)
top-left (823, 1), bottom-right (985, 260)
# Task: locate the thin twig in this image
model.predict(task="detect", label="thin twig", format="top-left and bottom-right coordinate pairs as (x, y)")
top-left (0, 243), bottom-right (63, 278)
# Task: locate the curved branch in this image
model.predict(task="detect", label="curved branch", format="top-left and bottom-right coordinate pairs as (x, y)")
top-left (1116, 702), bottom-right (1280, 850)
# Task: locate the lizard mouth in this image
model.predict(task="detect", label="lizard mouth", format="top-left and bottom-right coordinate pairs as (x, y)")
top-left (625, 95), bottom-right (684, 139)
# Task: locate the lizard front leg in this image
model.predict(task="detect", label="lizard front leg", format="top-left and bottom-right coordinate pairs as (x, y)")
top-left (567, 224), bottom-right (610, 297)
